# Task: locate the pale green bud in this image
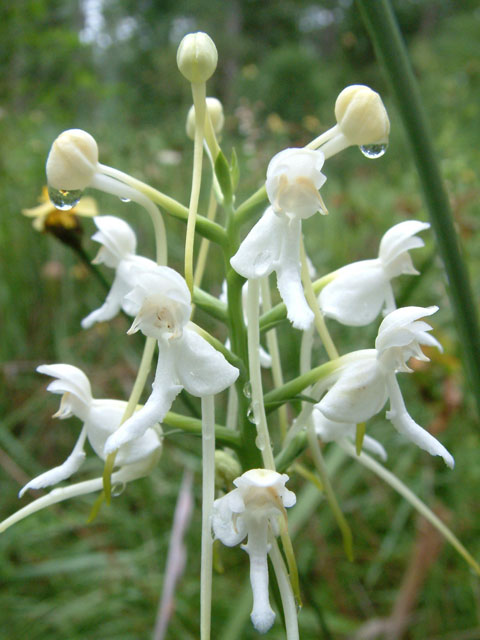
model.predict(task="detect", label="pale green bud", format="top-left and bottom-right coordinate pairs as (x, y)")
top-left (335, 85), bottom-right (390, 146)
top-left (177, 32), bottom-right (218, 84)
top-left (46, 129), bottom-right (98, 190)
top-left (186, 97), bottom-right (224, 140)
top-left (214, 450), bottom-right (242, 489)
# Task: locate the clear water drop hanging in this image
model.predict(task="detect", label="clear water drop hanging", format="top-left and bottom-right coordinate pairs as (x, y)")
top-left (48, 186), bottom-right (84, 211)
top-left (246, 406), bottom-right (256, 424)
top-left (255, 434), bottom-right (265, 451)
top-left (111, 482), bottom-right (126, 497)
top-left (243, 381), bottom-right (252, 399)
top-left (359, 143), bottom-right (387, 159)
top-left (120, 197), bottom-right (131, 203)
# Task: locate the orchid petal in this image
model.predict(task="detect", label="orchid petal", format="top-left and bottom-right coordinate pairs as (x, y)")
top-left (386, 374), bottom-right (454, 468)
top-left (104, 344), bottom-right (182, 454)
top-left (318, 357), bottom-right (388, 424)
top-left (276, 217), bottom-right (313, 330)
top-left (230, 207), bottom-right (284, 279)
top-left (174, 328), bottom-right (239, 397)
top-left (319, 260), bottom-right (388, 326)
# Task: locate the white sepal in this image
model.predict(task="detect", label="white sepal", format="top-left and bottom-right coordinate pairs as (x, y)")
top-left (319, 259), bottom-right (388, 326)
top-left (385, 373), bottom-right (454, 468)
top-left (230, 207), bottom-right (285, 280)
top-left (317, 356), bottom-right (388, 424)
top-left (174, 328), bottom-right (239, 397)
top-left (266, 148), bottom-right (326, 219)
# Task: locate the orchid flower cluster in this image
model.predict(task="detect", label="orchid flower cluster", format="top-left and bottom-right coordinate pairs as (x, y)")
top-left (4, 31), bottom-right (459, 639)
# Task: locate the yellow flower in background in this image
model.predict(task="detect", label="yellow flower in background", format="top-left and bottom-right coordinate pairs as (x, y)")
top-left (22, 185), bottom-right (98, 232)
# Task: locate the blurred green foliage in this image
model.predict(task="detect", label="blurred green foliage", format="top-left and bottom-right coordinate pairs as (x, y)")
top-left (0, 1), bottom-right (479, 638)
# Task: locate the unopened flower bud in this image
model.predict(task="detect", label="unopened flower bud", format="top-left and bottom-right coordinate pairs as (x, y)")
top-left (186, 97), bottom-right (224, 140)
top-left (177, 32), bottom-right (218, 84)
top-left (46, 129), bottom-right (98, 190)
top-left (335, 85), bottom-right (390, 146)
top-left (214, 450), bottom-right (242, 489)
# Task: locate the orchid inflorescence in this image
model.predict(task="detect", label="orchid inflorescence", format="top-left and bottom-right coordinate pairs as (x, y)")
top-left (5, 30), bottom-right (465, 640)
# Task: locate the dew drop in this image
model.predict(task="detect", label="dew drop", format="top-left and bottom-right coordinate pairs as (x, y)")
top-left (247, 406), bottom-right (256, 424)
top-left (243, 381), bottom-right (252, 399)
top-left (255, 434), bottom-right (265, 451)
top-left (48, 186), bottom-right (83, 210)
top-left (359, 143), bottom-right (387, 159)
top-left (120, 197), bottom-right (131, 203)
top-left (111, 482), bottom-right (126, 497)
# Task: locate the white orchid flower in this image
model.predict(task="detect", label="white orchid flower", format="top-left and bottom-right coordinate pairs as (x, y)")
top-left (315, 306), bottom-right (454, 468)
top-left (104, 267), bottom-right (239, 454)
top-left (313, 411), bottom-right (387, 461)
top-left (319, 220), bottom-right (430, 326)
top-left (81, 216), bottom-right (157, 329)
top-left (19, 363), bottom-right (162, 498)
top-left (212, 469), bottom-right (296, 633)
top-left (231, 148), bottom-right (326, 331)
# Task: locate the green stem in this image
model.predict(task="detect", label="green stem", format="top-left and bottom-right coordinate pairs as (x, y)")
top-left (235, 184), bottom-right (267, 228)
top-left (103, 336), bottom-right (157, 502)
top-left (260, 276), bottom-right (289, 440)
top-left (192, 287), bottom-right (228, 323)
top-left (307, 423), bottom-right (354, 561)
top-left (200, 395), bottom-right (215, 640)
top-left (357, 0), bottom-right (480, 412)
top-left (264, 360), bottom-right (339, 412)
top-left (98, 163), bottom-right (227, 247)
top-left (162, 411), bottom-right (241, 448)
top-left (341, 440), bottom-right (480, 575)
top-left (185, 82), bottom-right (207, 292)
top-left (246, 279), bottom-right (276, 469)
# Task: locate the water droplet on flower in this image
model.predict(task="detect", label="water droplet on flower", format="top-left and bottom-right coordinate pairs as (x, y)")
top-left (111, 482), bottom-right (126, 497)
top-left (48, 186), bottom-right (84, 210)
top-left (359, 143), bottom-right (387, 159)
top-left (243, 381), bottom-right (252, 398)
top-left (120, 197), bottom-right (131, 203)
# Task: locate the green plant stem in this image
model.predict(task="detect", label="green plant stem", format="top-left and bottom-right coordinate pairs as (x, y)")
top-left (235, 184), bottom-right (267, 228)
top-left (307, 423), bottom-right (354, 561)
top-left (162, 411), bottom-right (241, 448)
top-left (246, 279), bottom-right (276, 469)
top-left (357, 0), bottom-right (480, 412)
top-left (192, 287), bottom-right (228, 323)
top-left (260, 276), bottom-right (289, 440)
top-left (341, 440), bottom-right (480, 575)
top-left (103, 336), bottom-right (157, 502)
top-left (185, 82), bottom-right (207, 292)
top-left (98, 163), bottom-right (227, 246)
top-left (200, 395), bottom-right (215, 640)
top-left (264, 360), bottom-right (339, 412)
